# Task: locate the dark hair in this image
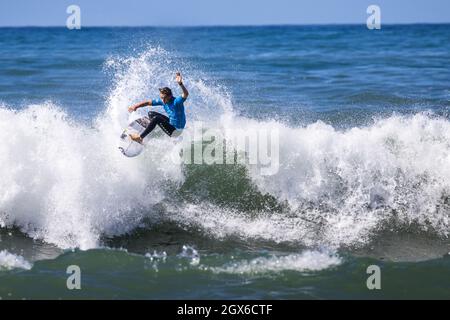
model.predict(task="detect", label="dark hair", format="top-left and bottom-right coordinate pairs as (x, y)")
top-left (159, 87), bottom-right (172, 96)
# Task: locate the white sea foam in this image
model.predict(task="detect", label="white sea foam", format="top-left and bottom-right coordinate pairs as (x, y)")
top-left (178, 245), bottom-right (200, 266)
top-left (0, 103), bottom-right (177, 249)
top-left (212, 250), bottom-right (341, 274)
top-left (207, 113), bottom-right (450, 246)
top-left (0, 250), bottom-right (32, 270)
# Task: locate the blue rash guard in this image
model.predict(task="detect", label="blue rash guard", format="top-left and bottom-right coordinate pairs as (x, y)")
top-left (151, 96), bottom-right (186, 129)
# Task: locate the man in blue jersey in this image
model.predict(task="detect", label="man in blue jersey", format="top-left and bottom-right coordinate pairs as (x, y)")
top-left (128, 72), bottom-right (188, 143)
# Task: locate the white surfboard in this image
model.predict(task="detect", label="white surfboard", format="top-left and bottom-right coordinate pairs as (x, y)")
top-left (118, 116), bottom-right (150, 157)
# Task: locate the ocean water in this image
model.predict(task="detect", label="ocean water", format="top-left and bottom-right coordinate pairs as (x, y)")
top-left (0, 25), bottom-right (449, 299)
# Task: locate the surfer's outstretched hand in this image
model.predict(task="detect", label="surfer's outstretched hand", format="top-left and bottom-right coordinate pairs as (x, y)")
top-left (176, 72), bottom-right (183, 85)
top-left (129, 133), bottom-right (143, 144)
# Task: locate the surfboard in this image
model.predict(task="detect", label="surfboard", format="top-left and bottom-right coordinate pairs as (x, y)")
top-left (118, 116), bottom-right (150, 157)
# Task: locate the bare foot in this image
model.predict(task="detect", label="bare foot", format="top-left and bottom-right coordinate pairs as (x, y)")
top-left (129, 133), bottom-right (143, 144)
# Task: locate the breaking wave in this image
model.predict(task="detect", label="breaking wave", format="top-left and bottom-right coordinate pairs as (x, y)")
top-left (0, 47), bottom-right (449, 250)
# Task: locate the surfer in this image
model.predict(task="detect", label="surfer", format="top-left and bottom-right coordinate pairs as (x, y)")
top-left (127, 72), bottom-right (189, 143)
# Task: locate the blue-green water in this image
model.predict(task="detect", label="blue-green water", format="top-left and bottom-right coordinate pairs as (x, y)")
top-left (0, 25), bottom-right (449, 299)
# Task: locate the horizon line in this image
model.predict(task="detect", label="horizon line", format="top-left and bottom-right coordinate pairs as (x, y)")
top-left (1, 22), bottom-right (450, 28)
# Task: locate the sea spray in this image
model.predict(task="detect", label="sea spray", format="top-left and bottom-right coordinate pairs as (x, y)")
top-left (0, 48), bottom-right (449, 252)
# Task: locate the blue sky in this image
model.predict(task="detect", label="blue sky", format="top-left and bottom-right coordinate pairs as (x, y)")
top-left (0, 0), bottom-right (449, 26)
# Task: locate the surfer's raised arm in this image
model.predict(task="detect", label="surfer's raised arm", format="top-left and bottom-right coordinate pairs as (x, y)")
top-left (176, 72), bottom-right (189, 99)
top-left (128, 100), bottom-right (152, 113)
